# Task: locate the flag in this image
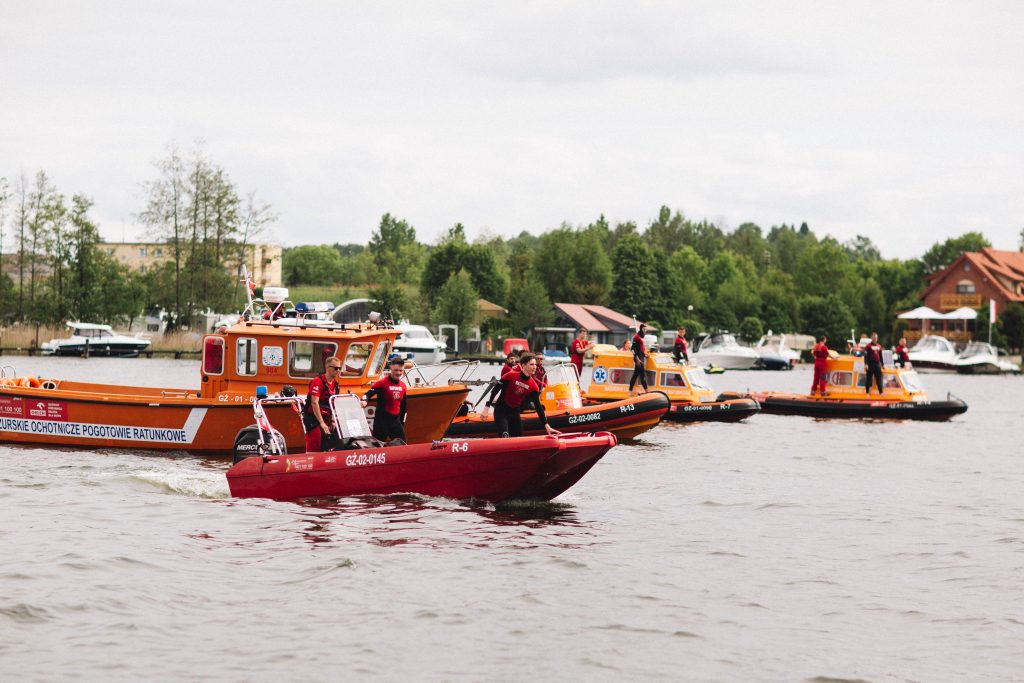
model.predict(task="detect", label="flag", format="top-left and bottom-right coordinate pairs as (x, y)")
top-left (990, 299), bottom-right (996, 324)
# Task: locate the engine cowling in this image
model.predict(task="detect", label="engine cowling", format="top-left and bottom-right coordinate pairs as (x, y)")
top-left (232, 424), bottom-right (287, 464)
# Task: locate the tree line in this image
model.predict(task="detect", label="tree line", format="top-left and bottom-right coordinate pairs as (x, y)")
top-left (0, 144), bottom-right (275, 331)
top-left (283, 209), bottom-right (1022, 349)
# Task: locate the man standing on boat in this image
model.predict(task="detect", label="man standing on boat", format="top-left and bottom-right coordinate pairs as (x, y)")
top-left (894, 337), bottom-right (911, 368)
top-left (811, 335), bottom-right (830, 396)
top-left (485, 353), bottom-right (559, 438)
top-left (365, 356), bottom-right (408, 443)
top-left (570, 329), bottom-right (592, 379)
top-left (303, 359), bottom-right (341, 452)
top-left (672, 327), bottom-right (689, 365)
top-left (864, 332), bottom-right (884, 395)
top-left (629, 323), bottom-right (649, 396)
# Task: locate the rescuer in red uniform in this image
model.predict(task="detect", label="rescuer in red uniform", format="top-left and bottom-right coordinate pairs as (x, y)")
top-left (569, 329), bottom-right (592, 379)
top-left (894, 337), bottom-right (911, 368)
top-left (864, 332), bottom-right (884, 395)
top-left (629, 323), bottom-right (649, 395)
top-left (303, 358), bottom-right (341, 452)
top-left (811, 335), bottom-right (830, 396)
top-left (365, 356), bottom-right (408, 443)
top-left (534, 352), bottom-right (548, 388)
top-left (500, 350), bottom-right (519, 378)
top-left (672, 327), bottom-right (689, 365)
top-left (485, 353), bottom-right (559, 438)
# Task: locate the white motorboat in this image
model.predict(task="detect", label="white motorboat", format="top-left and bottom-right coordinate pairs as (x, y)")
top-left (393, 324), bottom-right (447, 364)
top-left (907, 335), bottom-right (959, 373)
top-left (690, 332), bottom-right (759, 370)
top-left (754, 334), bottom-right (801, 367)
top-left (41, 322), bottom-right (151, 357)
top-left (955, 342), bottom-right (1021, 375)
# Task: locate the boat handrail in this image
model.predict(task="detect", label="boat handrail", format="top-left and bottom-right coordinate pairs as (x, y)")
top-left (248, 395), bottom-right (308, 457)
top-left (404, 359), bottom-right (481, 387)
top-left (160, 389), bottom-right (192, 397)
top-left (0, 365), bottom-right (17, 379)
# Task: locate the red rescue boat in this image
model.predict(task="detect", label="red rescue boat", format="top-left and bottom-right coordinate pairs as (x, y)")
top-left (226, 394), bottom-right (616, 502)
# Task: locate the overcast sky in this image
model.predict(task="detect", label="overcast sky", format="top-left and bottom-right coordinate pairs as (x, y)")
top-left (2, 2), bottom-right (1022, 258)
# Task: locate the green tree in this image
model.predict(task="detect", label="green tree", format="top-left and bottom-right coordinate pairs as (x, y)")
top-left (368, 284), bottom-right (409, 323)
top-left (799, 294), bottom-right (856, 348)
top-left (795, 240), bottom-right (855, 299)
top-left (534, 227), bottom-right (612, 304)
top-left (282, 245), bottom-right (344, 285)
top-left (508, 277), bottom-right (554, 335)
top-left (610, 234), bottom-right (658, 321)
top-left (432, 269), bottom-right (480, 336)
top-left (738, 315), bottom-right (764, 343)
top-left (369, 212), bottom-right (418, 281)
top-left (997, 302), bottom-right (1024, 352)
top-left (920, 232), bottom-right (991, 275)
top-left (644, 205), bottom-right (688, 255)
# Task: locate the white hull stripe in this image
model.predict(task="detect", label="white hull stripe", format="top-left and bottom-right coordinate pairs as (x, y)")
top-left (0, 407), bottom-right (209, 444)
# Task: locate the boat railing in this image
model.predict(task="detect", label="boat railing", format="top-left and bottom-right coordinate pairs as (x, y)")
top-left (1, 365), bottom-right (17, 379)
top-left (160, 389), bottom-right (193, 398)
top-left (404, 359), bottom-right (482, 387)
top-left (252, 395), bottom-right (306, 456)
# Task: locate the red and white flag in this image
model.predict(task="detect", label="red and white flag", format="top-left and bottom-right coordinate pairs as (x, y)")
top-left (990, 299), bottom-right (996, 324)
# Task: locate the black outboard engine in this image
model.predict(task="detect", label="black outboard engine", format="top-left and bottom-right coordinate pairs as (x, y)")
top-left (232, 424), bottom-right (287, 464)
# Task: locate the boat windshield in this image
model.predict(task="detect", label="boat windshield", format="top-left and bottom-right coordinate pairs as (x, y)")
top-left (400, 329), bottom-right (433, 340)
top-left (959, 342), bottom-right (991, 358)
top-left (900, 370), bottom-right (924, 393)
top-left (913, 337), bottom-right (949, 352)
top-left (685, 369), bottom-right (712, 391)
top-left (329, 394), bottom-right (372, 438)
top-left (544, 363), bottom-right (580, 388)
top-left (710, 333), bottom-right (738, 347)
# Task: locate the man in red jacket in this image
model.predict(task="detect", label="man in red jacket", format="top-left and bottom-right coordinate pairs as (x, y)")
top-left (303, 358), bottom-right (341, 452)
top-left (893, 337), bottom-right (911, 368)
top-left (811, 335), bottom-right (830, 396)
top-left (864, 332), bottom-right (884, 395)
top-left (569, 329), bottom-right (591, 379)
top-left (484, 353), bottom-right (560, 438)
top-left (365, 356), bottom-right (408, 443)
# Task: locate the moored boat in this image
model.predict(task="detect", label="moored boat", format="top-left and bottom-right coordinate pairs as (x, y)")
top-left (0, 284), bottom-right (468, 452)
top-left (719, 354), bottom-right (968, 420)
top-left (41, 322), bottom-right (151, 357)
top-left (583, 344), bottom-right (760, 422)
top-left (907, 335), bottom-right (959, 373)
top-left (445, 362), bottom-right (670, 439)
top-left (690, 331), bottom-right (760, 370)
top-left (954, 341), bottom-right (1021, 375)
top-left (227, 394), bottom-right (616, 502)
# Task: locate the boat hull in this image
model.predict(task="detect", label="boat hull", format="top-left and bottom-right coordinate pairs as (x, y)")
top-left (226, 432), bottom-right (616, 502)
top-left (445, 392), bottom-right (670, 440)
top-left (718, 391), bottom-right (968, 421)
top-left (0, 382), bottom-right (468, 452)
top-left (666, 397), bottom-right (761, 422)
top-left (42, 342), bottom-right (150, 358)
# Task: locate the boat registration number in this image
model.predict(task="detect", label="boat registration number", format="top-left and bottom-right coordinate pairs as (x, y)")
top-left (346, 452), bottom-right (386, 467)
top-left (568, 412), bottom-right (602, 425)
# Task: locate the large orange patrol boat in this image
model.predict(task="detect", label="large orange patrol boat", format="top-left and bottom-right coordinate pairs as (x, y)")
top-left (583, 344), bottom-right (760, 422)
top-left (718, 353), bottom-right (968, 420)
top-left (0, 289), bottom-right (468, 453)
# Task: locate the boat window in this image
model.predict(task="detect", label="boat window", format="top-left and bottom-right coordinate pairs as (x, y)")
top-left (900, 371), bottom-right (924, 393)
top-left (828, 371), bottom-right (854, 386)
top-left (608, 368), bottom-right (632, 385)
top-left (288, 341), bottom-right (339, 379)
top-left (545, 364), bottom-right (579, 388)
top-left (340, 342), bottom-right (374, 377)
top-left (369, 341), bottom-right (391, 377)
top-left (685, 369), bottom-right (712, 391)
top-left (236, 338), bottom-right (258, 376)
top-left (401, 329), bottom-right (431, 340)
top-left (645, 370), bottom-right (657, 387)
top-left (660, 372), bottom-right (687, 388)
top-left (203, 336), bottom-right (225, 376)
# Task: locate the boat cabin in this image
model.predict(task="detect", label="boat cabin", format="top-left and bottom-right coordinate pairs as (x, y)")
top-left (818, 354), bottom-right (927, 401)
top-left (200, 310), bottom-right (400, 399)
top-left (583, 344), bottom-right (717, 403)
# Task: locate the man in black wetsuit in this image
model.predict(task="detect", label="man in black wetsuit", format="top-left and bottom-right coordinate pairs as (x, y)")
top-left (629, 323), bottom-right (649, 396)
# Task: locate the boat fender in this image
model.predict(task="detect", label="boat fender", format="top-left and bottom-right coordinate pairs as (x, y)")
top-left (18, 376), bottom-right (41, 388)
top-left (232, 424), bottom-right (286, 464)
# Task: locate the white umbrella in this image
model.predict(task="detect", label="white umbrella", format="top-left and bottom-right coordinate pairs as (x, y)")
top-left (897, 306), bottom-right (943, 320)
top-left (942, 307), bottom-right (977, 320)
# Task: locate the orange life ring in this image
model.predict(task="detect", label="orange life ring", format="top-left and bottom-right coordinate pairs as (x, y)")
top-left (18, 376), bottom-right (42, 388)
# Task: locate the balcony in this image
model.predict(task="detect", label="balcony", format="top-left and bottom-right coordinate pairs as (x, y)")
top-left (939, 293), bottom-right (983, 310)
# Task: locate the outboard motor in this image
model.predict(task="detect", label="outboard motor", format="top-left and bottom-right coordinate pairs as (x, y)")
top-left (232, 424), bottom-right (287, 464)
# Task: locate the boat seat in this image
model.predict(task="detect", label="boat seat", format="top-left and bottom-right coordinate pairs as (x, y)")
top-left (335, 436), bottom-right (385, 451)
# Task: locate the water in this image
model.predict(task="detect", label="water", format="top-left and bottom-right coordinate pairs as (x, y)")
top-left (2, 357), bottom-right (1023, 681)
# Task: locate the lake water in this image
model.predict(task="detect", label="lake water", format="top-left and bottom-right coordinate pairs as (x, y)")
top-left (1, 357), bottom-right (1022, 682)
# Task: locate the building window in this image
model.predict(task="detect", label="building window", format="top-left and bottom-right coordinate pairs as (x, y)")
top-left (956, 279), bottom-right (975, 294)
top-left (107, 248), bottom-right (114, 256)
top-left (139, 247), bottom-right (147, 257)
top-left (139, 265), bottom-right (147, 274)
top-left (964, 262), bottom-right (970, 271)
top-left (155, 247), bottom-right (163, 256)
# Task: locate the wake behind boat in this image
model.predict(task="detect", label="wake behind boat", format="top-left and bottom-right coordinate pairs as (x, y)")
top-left (41, 322), bottom-right (151, 357)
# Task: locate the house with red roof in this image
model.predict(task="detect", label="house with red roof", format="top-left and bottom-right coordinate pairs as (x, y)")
top-left (552, 303), bottom-right (637, 347)
top-left (919, 249), bottom-right (1024, 340)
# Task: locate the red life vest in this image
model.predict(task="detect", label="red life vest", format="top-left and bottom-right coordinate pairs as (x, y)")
top-left (500, 369), bottom-right (541, 409)
top-left (813, 343), bottom-right (830, 364)
top-left (371, 376), bottom-right (407, 416)
top-left (304, 374), bottom-right (339, 426)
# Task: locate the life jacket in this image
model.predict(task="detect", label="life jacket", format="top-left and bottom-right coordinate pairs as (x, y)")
top-left (303, 374), bottom-right (339, 428)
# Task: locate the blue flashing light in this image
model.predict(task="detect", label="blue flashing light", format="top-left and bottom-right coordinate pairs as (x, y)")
top-left (256, 385), bottom-right (268, 398)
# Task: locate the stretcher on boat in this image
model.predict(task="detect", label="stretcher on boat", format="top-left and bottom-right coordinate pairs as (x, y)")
top-left (582, 345), bottom-right (760, 423)
top-left (717, 354), bottom-right (968, 421)
top-left (226, 394), bottom-right (616, 502)
top-left (444, 363), bottom-right (670, 439)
